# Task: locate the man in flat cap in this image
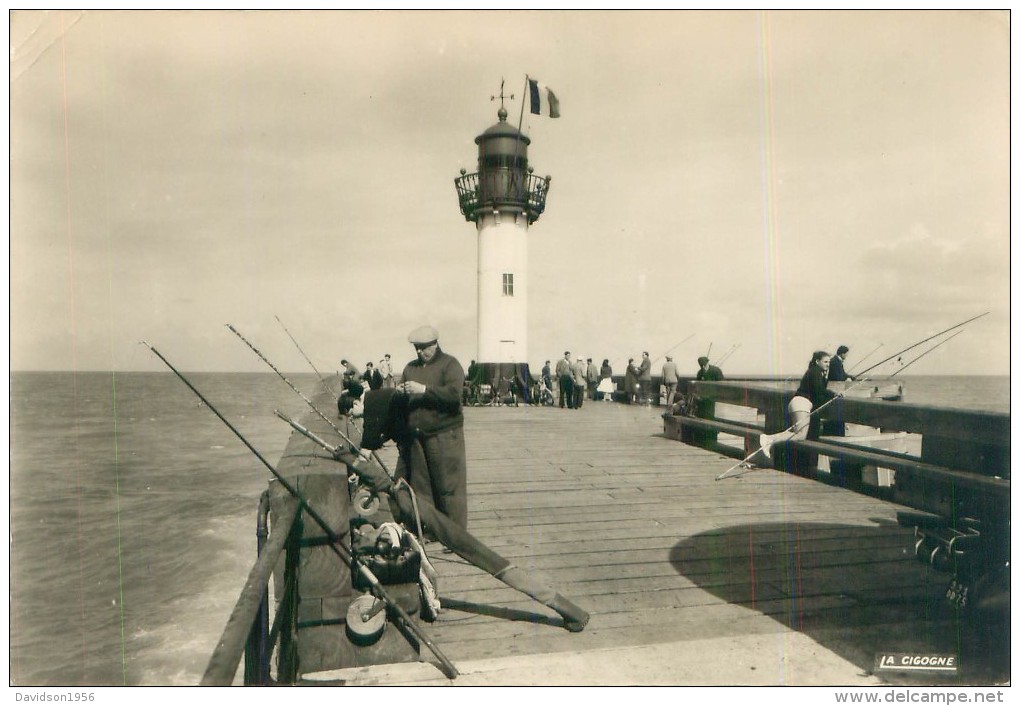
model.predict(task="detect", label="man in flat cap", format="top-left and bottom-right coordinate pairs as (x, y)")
top-left (696, 356), bottom-right (724, 381)
top-left (396, 325), bottom-right (469, 529)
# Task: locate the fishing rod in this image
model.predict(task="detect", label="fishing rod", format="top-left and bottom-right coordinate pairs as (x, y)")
top-left (274, 409), bottom-right (348, 460)
top-left (705, 342), bottom-right (713, 359)
top-left (227, 324), bottom-right (391, 474)
top-left (141, 341), bottom-right (459, 679)
top-left (879, 330), bottom-right (964, 380)
top-left (714, 313), bottom-right (986, 481)
top-left (275, 315), bottom-right (336, 400)
top-left (713, 376), bottom-right (870, 482)
top-left (650, 333), bottom-right (696, 366)
top-left (716, 344), bottom-right (741, 367)
top-left (853, 312), bottom-right (988, 379)
top-left (848, 343), bottom-right (883, 374)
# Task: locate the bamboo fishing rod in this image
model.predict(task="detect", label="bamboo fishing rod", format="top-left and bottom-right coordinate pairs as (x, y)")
top-left (275, 409), bottom-right (346, 460)
top-left (141, 341), bottom-right (459, 679)
top-left (227, 324), bottom-right (390, 473)
top-left (275, 315), bottom-right (336, 400)
top-left (714, 312), bottom-right (987, 481)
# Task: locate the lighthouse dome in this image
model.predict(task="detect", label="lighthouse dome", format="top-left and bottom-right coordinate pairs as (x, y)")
top-left (476, 119), bottom-right (531, 144)
top-left (475, 117), bottom-right (530, 175)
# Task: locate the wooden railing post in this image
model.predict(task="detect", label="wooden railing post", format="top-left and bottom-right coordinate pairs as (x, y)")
top-left (277, 513), bottom-right (303, 684)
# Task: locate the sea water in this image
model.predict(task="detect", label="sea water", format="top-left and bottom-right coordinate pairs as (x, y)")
top-left (7, 372), bottom-right (1009, 685)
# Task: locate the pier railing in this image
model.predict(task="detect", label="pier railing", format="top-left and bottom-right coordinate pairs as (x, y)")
top-left (663, 380), bottom-right (1010, 607)
top-left (201, 492), bottom-right (302, 686)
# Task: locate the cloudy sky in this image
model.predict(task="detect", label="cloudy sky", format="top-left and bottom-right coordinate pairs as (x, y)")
top-left (9, 10), bottom-right (1011, 377)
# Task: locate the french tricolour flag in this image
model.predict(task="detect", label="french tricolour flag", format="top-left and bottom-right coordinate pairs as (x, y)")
top-left (528, 78), bottom-right (560, 118)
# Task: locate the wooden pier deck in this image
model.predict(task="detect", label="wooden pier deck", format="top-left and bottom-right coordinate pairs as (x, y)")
top-left (302, 400), bottom-right (1003, 686)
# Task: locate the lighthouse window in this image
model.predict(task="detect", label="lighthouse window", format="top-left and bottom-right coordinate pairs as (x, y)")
top-left (502, 273), bottom-right (514, 296)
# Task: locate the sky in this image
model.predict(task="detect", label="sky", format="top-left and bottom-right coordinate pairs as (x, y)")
top-left (8, 10), bottom-right (1012, 377)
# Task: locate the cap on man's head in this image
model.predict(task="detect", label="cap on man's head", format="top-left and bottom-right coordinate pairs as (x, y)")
top-left (837, 345), bottom-right (849, 355)
top-left (408, 325), bottom-right (439, 346)
top-left (666, 356), bottom-right (673, 361)
top-left (698, 356), bottom-right (709, 366)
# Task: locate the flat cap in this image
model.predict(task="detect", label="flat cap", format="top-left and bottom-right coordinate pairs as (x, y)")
top-left (408, 325), bottom-right (439, 345)
top-left (698, 356), bottom-right (709, 366)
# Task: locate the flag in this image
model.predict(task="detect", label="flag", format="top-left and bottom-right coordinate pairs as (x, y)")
top-left (528, 78), bottom-right (560, 118)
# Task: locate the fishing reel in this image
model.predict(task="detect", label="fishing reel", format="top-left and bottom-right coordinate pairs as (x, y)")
top-left (347, 469), bottom-right (384, 517)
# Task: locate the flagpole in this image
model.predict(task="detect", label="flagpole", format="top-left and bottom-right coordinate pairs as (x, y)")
top-left (508, 74), bottom-right (530, 200)
top-left (517, 74), bottom-right (529, 133)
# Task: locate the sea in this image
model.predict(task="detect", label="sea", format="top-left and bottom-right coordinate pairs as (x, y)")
top-left (7, 372), bottom-right (1010, 686)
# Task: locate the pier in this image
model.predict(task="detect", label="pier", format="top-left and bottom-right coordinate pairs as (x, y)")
top-left (206, 382), bottom-right (1008, 686)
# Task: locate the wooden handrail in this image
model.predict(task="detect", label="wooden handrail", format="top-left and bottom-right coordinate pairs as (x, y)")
top-left (201, 496), bottom-right (300, 686)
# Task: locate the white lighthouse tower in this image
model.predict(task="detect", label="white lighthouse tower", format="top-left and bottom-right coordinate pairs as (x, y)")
top-left (454, 105), bottom-right (551, 387)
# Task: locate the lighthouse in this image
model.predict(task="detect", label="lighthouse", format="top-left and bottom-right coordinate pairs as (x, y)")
top-left (454, 104), bottom-right (552, 393)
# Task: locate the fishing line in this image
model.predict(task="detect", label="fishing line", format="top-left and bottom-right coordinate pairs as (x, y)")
top-left (274, 315), bottom-right (336, 400)
top-left (141, 341), bottom-right (459, 680)
top-left (227, 323), bottom-right (390, 473)
top-left (713, 313), bottom-right (987, 481)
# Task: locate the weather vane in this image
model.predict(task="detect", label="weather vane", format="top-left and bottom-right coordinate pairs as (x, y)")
top-left (491, 78), bottom-right (514, 110)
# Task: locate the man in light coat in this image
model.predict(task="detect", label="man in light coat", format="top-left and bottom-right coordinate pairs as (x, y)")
top-left (661, 355), bottom-right (680, 407)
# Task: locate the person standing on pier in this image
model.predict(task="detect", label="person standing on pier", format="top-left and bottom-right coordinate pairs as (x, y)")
top-left (661, 355), bottom-right (680, 406)
top-left (637, 351), bottom-right (652, 404)
top-left (586, 358), bottom-right (600, 401)
top-left (828, 345), bottom-right (855, 382)
top-left (379, 353), bottom-right (395, 388)
top-left (556, 351), bottom-right (574, 409)
top-left (624, 358), bottom-right (638, 403)
top-left (572, 354), bottom-right (587, 409)
top-left (696, 356), bottom-right (724, 381)
top-left (397, 325), bottom-right (470, 529)
top-left (598, 358), bottom-right (614, 401)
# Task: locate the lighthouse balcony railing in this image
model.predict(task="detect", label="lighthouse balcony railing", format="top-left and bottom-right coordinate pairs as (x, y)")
top-left (454, 169), bottom-right (550, 223)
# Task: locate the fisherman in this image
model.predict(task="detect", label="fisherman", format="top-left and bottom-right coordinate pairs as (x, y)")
top-left (340, 359), bottom-right (360, 386)
top-left (396, 325), bottom-right (470, 530)
top-left (828, 345), bottom-right (855, 382)
top-left (757, 350), bottom-right (840, 463)
top-left (696, 356), bottom-right (724, 381)
top-left (823, 345), bottom-right (854, 435)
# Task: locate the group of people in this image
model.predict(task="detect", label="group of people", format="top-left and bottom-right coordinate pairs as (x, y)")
top-left (539, 350), bottom-right (730, 409)
top-left (340, 354), bottom-right (397, 392)
top-left (545, 353), bottom-right (614, 409)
